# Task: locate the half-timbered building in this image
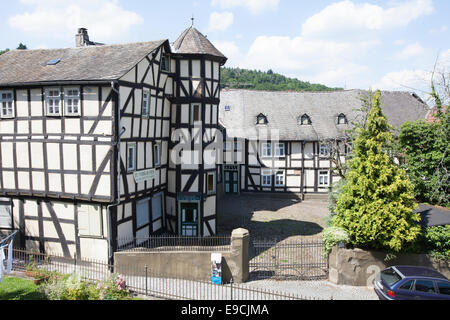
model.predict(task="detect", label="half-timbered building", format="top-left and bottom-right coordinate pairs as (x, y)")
top-left (218, 89), bottom-right (429, 197)
top-left (0, 26), bottom-right (227, 261)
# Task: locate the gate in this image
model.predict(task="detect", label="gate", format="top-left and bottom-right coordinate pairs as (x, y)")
top-left (249, 237), bottom-right (328, 280)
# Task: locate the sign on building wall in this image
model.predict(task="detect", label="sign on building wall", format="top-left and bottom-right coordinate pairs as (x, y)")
top-left (133, 169), bottom-right (156, 184)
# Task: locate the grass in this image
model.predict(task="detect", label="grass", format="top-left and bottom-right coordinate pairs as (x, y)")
top-left (0, 276), bottom-right (46, 300)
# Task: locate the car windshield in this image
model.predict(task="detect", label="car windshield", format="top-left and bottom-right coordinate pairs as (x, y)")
top-left (381, 268), bottom-right (402, 287)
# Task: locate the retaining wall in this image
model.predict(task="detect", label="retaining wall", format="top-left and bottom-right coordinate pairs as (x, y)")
top-left (114, 228), bottom-right (249, 283)
top-left (329, 246), bottom-right (450, 286)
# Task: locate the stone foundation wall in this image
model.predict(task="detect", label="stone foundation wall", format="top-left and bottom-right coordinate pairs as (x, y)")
top-left (329, 246), bottom-right (450, 287)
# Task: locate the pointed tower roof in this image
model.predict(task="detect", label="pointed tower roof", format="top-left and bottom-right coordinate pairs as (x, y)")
top-left (172, 26), bottom-right (227, 64)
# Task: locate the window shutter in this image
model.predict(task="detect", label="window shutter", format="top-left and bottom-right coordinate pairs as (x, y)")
top-left (152, 195), bottom-right (162, 220)
top-left (89, 205), bottom-right (102, 237)
top-left (77, 204), bottom-right (90, 236)
top-left (0, 199), bottom-right (12, 228)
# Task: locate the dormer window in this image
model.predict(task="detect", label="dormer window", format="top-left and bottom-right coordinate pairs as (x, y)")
top-left (300, 114), bottom-right (312, 125)
top-left (256, 113), bottom-right (268, 125)
top-left (337, 113), bottom-right (348, 125)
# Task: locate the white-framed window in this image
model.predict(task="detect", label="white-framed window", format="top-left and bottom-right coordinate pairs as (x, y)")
top-left (261, 142), bottom-right (272, 158)
top-left (77, 204), bottom-right (102, 237)
top-left (142, 90), bottom-right (150, 117)
top-left (275, 171), bottom-right (285, 187)
top-left (127, 144), bottom-right (136, 172)
top-left (275, 143), bottom-right (285, 157)
top-left (0, 91), bottom-right (14, 118)
top-left (261, 170), bottom-right (272, 187)
top-left (207, 172), bottom-right (216, 195)
top-left (191, 104), bottom-right (201, 124)
top-left (319, 171), bottom-right (330, 186)
top-left (223, 141), bottom-right (231, 151)
top-left (154, 142), bottom-right (161, 167)
top-left (161, 54), bottom-right (170, 72)
top-left (64, 88), bottom-right (80, 116)
top-left (319, 143), bottom-right (329, 157)
top-left (45, 88), bottom-right (62, 116)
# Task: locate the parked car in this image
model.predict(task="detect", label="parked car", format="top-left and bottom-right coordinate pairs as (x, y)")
top-left (374, 266), bottom-right (450, 300)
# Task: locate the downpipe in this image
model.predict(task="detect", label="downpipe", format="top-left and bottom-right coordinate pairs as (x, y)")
top-left (106, 81), bottom-right (126, 265)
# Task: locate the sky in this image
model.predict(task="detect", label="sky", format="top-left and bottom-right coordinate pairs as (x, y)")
top-left (1, 0), bottom-right (449, 102)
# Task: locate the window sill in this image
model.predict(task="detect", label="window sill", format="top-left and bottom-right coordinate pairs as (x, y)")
top-left (78, 235), bottom-right (105, 240)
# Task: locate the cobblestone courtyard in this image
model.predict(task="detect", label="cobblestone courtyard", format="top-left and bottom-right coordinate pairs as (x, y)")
top-left (217, 194), bottom-right (329, 239)
top-left (217, 193), bottom-right (379, 300)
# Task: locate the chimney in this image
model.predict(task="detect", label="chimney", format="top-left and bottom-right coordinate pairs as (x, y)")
top-left (75, 28), bottom-right (90, 47)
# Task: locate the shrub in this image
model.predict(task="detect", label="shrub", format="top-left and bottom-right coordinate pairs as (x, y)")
top-left (333, 91), bottom-right (421, 252)
top-left (423, 225), bottom-right (450, 261)
top-left (39, 273), bottom-right (132, 300)
top-left (322, 227), bottom-right (350, 257)
top-left (95, 274), bottom-right (131, 300)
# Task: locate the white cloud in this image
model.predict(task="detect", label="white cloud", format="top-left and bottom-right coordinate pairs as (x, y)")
top-left (374, 49), bottom-right (450, 95)
top-left (395, 43), bottom-right (427, 60)
top-left (212, 40), bottom-right (241, 65)
top-left (211, 0), bottom-right (280, 15)
top-left (373, 69), bottom-right (432, 92)
top-left (239, 35), bottom-right (378, 88)
top-left (9, 0), bottom-right (143, 42)
top-left (302, 0), bottom-right (434, 39)
top-left (208, 12), bottom-right (234, 31)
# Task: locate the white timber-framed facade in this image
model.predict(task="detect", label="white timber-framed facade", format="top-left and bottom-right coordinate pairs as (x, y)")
top-left (218, 89), bottom-right (429, 197)
top-left (0, 27), bottom-right (227, 262)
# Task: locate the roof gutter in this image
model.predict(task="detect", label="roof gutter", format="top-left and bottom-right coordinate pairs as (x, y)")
top-left (0, 80), bottom-right (112, 88)
top-left (107, 80), bottom-right (125, 265)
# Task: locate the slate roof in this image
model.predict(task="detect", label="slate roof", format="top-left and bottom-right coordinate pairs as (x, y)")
top-left (0, 40), bottom-right (166, 86)
top-left (416, 204), bottom-right (450, 227)
top-left (219, 89), bottom-right (430, 140)
top-left (172, 27), bottom-right (227, 63)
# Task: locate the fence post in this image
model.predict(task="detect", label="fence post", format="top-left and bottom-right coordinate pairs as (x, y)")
top-left (145, 265), bottom-right (148, 296)
top-left (230, 278), bottom-right (233, 301)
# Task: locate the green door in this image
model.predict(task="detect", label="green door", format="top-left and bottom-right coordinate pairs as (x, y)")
top-left (224, 170), bottom-right (239, 194)
top-left (180, 202), bottom-right (199, 236)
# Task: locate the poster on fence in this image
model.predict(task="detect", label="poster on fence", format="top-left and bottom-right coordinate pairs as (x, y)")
top-left (211, 253), bottom-right (222, 285)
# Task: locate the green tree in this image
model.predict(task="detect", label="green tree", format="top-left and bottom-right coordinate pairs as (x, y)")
top-left (0, 48), bottom-right (9, 55)
top-left (398, 80), bottom-right (449, 206)
top-left (17, 43), bottom-right (27, 50)
top-left (332, 90), bottom-right (421, 252)
top-left (220, 67), bottom-right (342, 92)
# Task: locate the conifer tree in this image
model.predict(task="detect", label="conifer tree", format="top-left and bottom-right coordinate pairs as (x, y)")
top-left (332, 90), bottom-right (421, 252)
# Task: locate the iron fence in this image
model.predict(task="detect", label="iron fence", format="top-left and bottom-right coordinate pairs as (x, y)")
top-left (6, 248), bottom-right (313, 300)
top-left (116, 235), bottom-right (232, 252)
top-left (249, 237), bottom-right (328, 280)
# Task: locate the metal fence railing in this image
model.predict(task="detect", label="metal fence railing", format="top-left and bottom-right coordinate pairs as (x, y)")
top-left (7, 248), bottom-right (314, 300)
top-left (250, 237), bottom-right (328, 281)
top-left (116, 235), bottom-right (232, 252)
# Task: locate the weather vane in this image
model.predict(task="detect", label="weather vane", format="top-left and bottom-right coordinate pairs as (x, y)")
top-left (191, 15), bottom-right (194, 27)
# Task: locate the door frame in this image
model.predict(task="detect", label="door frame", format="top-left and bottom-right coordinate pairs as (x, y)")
top-left (177, 199), bottom-right (201, 236)
top-left (223, 165), bottom-right (240, 195)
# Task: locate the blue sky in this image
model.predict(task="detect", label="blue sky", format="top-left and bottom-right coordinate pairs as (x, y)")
top-left (1, 0), bottom-right (449, 100)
